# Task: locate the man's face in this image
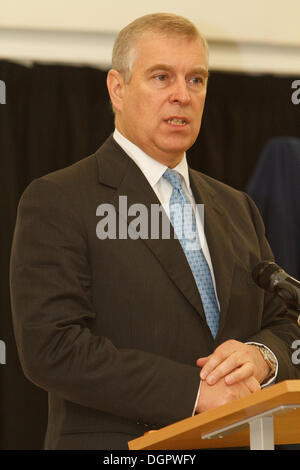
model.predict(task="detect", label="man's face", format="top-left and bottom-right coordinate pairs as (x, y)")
top-left (109, 33), bottom-right (208, 167)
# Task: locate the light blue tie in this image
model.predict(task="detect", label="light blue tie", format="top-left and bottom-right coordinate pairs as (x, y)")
top-left (163, 168), bottom-right (219, 338)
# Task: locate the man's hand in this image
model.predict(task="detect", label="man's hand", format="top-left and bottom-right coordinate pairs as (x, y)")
top-left (196, 375), bottom-right (261, 413)
top-left (196, 340), bottom-right (270, 386)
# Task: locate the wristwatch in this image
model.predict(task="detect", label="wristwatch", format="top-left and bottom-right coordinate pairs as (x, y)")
top-left (255, 345), bottom-right (277, 382)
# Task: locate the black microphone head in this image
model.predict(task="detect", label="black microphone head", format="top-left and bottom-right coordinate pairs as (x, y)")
top-left (252, 261), bottom-right (280, 290)
top-left (252, 262), bottom-right (300, 309)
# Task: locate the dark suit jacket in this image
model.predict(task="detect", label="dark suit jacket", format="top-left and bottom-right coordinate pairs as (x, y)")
top-left (10, 135), bottom-right (300, 450)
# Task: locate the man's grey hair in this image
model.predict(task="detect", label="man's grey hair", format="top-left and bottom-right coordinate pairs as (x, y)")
top-left (111, 12), bottom-right (209, 84)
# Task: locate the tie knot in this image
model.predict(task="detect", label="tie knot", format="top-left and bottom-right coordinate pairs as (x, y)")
top-left (163, 168), bottom-right (182, 190)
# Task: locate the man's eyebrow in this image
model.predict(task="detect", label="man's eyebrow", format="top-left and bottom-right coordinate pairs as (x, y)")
top-left (146, 64), bottom-right (209, 77)
top-left (191, 67), bottom-right (209, 78)
top-left (146, 64), bottom-right (173, 74)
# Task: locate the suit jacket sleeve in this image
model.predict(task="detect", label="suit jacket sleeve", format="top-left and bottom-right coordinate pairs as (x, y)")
top-left (10, 177), bottom-right (201, 429)
top-left (243, 192), bottom-right (300, 382)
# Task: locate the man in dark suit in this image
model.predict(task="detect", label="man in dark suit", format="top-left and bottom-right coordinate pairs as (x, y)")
top-left (10, 13), bottom-right (299, 450)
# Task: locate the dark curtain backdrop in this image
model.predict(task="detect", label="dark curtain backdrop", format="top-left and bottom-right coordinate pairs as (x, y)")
top-left (0, 59), bottom-right (299, 449)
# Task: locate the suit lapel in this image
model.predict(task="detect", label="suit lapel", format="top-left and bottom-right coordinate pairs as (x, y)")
top-left (189, 169), bottom-right (236, 338)
top-left (95, 136), bottom-right (206, 320)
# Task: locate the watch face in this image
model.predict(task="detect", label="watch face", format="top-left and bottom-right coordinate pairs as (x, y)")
top-left (257, 346), bottom-right (277, 378)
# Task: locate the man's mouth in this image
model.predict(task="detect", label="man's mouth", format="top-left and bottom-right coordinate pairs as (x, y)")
top-left (166, 117), bottom-right (189, 127)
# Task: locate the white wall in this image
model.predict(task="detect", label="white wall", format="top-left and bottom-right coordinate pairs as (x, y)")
top-left (0, 0), bottom-right (300, 74)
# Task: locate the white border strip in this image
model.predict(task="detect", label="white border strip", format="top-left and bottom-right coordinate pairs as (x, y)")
top-left (0, 27), bottom-right (300, 75)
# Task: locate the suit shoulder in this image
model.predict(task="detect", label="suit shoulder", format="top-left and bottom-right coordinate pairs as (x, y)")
top-left (25, 135), bottom-right (116, 196)
top-left (22, 148), bottom-right (100, 199)
top-left (190, 168), bottom-right (244, 200)
top-left (41, 152), bottom-right (98, 190)
top-left (190, 169), bottom-right (257, 222)
top-left (18, 151), bottom-right (100, 217)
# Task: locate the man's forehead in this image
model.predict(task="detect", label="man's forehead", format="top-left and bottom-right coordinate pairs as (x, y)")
top-left (133, 32), bottom-right (207, 69)
top-left (135, 31), bottom-right (204, 50)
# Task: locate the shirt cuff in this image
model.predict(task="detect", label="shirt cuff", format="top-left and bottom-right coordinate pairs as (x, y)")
top-left (246, 341), bottom-right (278, 387)
top-left (192, 379), bottom-right (202, 415)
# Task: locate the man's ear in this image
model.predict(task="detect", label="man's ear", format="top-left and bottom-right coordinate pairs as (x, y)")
top-left (106, 69), bottom-right (124, 113)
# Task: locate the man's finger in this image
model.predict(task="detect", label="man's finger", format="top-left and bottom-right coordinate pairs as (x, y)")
top-left (196, 356), bottom-right (210, 367)
top-left (199, 341), bottom-right (241, 380)
top-left (244, 376), bottom-right (261, 394)
top-left (199, 353), bottom-right (226, 380)
top-left (224, 361), bottom-right (255, 385)
top-left (202, 351), bottom-right (253, 384)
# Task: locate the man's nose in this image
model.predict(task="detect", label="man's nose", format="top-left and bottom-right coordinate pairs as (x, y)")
top-left (168, 78), bottom-right (191, 105)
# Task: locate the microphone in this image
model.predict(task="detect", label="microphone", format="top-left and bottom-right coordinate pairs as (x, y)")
top-left (252, 261), bottom-right (300, 325)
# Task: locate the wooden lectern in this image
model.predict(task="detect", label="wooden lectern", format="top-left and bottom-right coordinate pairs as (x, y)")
top-left (128, 380), bottom-right (300, 450)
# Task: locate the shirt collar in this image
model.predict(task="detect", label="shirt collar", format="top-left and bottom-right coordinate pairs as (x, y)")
top-left (113, 128), bottom-right (192, 194)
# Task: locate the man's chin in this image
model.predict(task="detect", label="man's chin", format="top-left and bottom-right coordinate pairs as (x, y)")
top-left (163, 131), bottom-right (196, 149)
top-left (158, 139), bottom-right (194, 158)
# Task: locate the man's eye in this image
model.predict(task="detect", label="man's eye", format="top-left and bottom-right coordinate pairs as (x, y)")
top-left (155, 74), bottom-right (168, 81)
top-left (190, 77), bottom-right (203, 85)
